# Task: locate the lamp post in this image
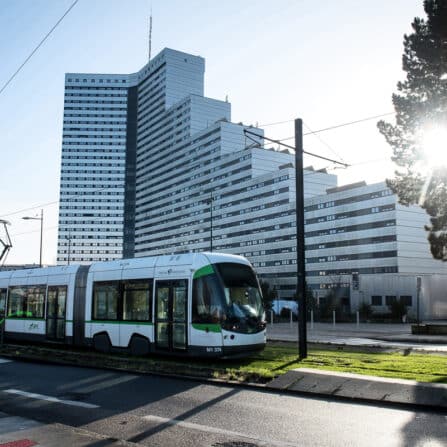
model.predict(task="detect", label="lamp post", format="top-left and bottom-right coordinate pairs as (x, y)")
top-left (22, 209), bottom-right (43, 267)
top-left (206, 193), bottom-right (213, 252)
top-left (67, 230), bottom-right (71, 265)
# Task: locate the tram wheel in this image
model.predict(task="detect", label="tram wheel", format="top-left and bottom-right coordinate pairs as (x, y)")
top-left (129, 335), bottom-right (150, 356)
top-left (93, 332), bottom-right (112, 353)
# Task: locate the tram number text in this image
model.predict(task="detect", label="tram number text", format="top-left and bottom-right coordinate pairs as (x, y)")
top-left (206, 347), bottom-right (222, 353)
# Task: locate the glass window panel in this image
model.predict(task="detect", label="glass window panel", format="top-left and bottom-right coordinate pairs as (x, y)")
top-left (156, 287), bottom-right (169, 320)
top-left (8, 287), bottom-right (25, 317)
top-left (192, 274), bottom-right (225, 323)
top-left (46, 319), bottom-right (55, 337)
top-left (93, 282), bottom-right (119, 320)
top-left (56, 320), bottom-right (65, 339)
top-left (173, 323), bottom-right (186, 350)
top-left (0, 289), bottom-right (6, 317)
top-left (173, 283), bottom-right (187, 321)
top-left (156, 322), bottom-right (169, 348)
top-left (57, 287), bottom-right (67, 317)
top-left (47, 290), bottom-right (58, 318)
top-left (25, 286), bottom-right (45, 318)
top-left (400, 295), bottom-right (412, 306)
top-left (123, 281), bottom-right (151, 321)
top-left (371, 295), bottom-right (382, 306)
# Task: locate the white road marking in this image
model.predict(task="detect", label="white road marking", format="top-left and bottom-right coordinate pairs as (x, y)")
top-left (143, 414), bottom-right (298, 447)
top-left (4, 389), bottom-right (99, 409)
top-left (0, 415), bottom-right (42, 436)
top-left (0, 358), bottom-right (12, 364)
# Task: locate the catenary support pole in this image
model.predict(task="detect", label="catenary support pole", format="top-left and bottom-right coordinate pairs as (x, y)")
top-left (295, 118), bottom-right (307, 359)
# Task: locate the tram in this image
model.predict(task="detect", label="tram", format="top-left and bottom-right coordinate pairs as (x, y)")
top-left (0, 253), bottom-right (266, 357)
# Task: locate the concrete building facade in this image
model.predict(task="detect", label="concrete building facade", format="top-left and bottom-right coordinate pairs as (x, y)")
top-left (304, 181), bottom-right (447, 319)
top-left (56, 48), bottom-right (447, 318)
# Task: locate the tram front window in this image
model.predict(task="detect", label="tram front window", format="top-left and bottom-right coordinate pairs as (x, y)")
top-left (214, 263), bottom-right (264, 333)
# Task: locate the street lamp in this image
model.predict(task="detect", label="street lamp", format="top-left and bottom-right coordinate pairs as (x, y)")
top-left (22, 209), bottom-right (43, 267)
top-left (204, 193), bottom-right (213, 252)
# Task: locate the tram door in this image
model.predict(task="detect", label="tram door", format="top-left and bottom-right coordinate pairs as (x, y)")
top-left (155, 280), bottom-right (188, 351)
top-left (46, 286), bottom-right (67, 341)
top-left (0, 289), bottom-right (5, 321)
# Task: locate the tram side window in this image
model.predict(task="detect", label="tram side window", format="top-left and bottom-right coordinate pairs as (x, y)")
top-left (0, 289), bottom-right (6, 317)
top-left (93, 282), bottom-right (119, 320)
top-left (7, 286), bottom-right (45, 318)
top-left (192, 275), bottom-right (224, 323)
top-left (123, 280), bottom-right (152, 321)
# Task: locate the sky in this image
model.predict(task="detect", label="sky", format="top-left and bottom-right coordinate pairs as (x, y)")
top-left (0, 0), bottom-right (425, 265)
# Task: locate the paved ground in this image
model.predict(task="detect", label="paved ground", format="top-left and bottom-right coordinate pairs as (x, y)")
top-left (267, 322), bottom-right (447, 352)
top-left (1, 358), bottom-right (446, 447)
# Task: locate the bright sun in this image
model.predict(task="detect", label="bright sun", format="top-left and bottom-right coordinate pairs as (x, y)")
top-left (421, 126), bottom-right (447, 167)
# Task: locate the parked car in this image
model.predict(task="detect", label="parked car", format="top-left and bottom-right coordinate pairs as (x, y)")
top-left (272, 299), bottom-right (298, 318)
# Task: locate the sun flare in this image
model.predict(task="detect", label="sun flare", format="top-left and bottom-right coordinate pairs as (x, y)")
top-left (421, 126), bottom-right (447, 167)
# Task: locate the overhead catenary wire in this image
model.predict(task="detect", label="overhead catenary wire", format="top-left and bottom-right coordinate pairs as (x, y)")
top-left (278, 112), bottom-right (395, 141)
top-left (303, 121), bottom-right (346, 164)
top-left (0, 0), bottom-right (80, 97)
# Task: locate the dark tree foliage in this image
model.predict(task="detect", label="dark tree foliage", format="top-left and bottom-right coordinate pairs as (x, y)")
top-left (378, 0), bottom-right (447, 260)
top-left (258, 279), bottom-right (277, 311)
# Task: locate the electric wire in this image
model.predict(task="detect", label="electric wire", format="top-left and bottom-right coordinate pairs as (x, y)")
top-left (0, 0), bottom-right (79, 97)
top-left (303, 121), bottom-right (347, 165)
top-left (278, 112), bottom-right (395, 141)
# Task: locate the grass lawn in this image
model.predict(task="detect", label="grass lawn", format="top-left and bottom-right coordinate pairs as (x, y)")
top-left (1, 341), bottom-right (446, 384)
top-left (204, 342), bottom-right (447, 384)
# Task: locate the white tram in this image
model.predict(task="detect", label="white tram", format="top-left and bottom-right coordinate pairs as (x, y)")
top-left (0, 253), bottom-right (266, 357)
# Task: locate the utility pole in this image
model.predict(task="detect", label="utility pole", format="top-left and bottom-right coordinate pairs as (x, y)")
top-left (209, 193), bottom-right (213, 252)
top-left (243, 122), bottom-right (347, 360)
top-left (67, 230), bottom-right (71, 265)
top-left (295, 119), bottom-right (307, 359)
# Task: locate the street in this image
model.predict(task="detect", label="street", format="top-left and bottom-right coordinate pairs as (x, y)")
top-left (0, 358), bottom-right (446, 446)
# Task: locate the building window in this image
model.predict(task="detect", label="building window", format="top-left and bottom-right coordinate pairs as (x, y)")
top-left (385, 295), bottom-right (397, 306)
top-left (371, 295), bottom-right (382, 306)
top-left (400, 295), bottom-right (412, 306)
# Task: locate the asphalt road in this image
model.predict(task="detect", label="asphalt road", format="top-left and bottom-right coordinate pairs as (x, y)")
top-left (0, 357), bottom-right (446, 447)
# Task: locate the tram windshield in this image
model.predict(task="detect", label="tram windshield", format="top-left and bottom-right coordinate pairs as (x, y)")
top-left (192, 262), bottom-right (265, 333)
top-left (214, 263), bottom-right (264, 321)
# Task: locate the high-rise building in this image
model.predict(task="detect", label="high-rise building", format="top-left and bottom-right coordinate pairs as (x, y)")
top-left (57, 48), bottom-right (335, 273)
top-left (57, 73), bottom-right (132, 263)
top-left (56, 47), bottom-right (447, 319)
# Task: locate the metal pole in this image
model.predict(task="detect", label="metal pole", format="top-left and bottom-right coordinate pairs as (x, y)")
top-left (210, 193), bottom-right (213, 252)
top-left (416, 276), bottom-right (421, 325)
top-left (295, 118), bottom-right (307, 359)
top-left (67, 230), bottom-right (71, 265)
top-left (39, 209), bottom-right (43, 267)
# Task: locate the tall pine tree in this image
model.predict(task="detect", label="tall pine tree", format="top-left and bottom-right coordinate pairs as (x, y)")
top-left (378, 0), bottom-right (447, 260)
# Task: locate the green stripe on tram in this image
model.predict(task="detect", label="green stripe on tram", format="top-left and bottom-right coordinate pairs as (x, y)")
top-left (192, 323), bottom-right (222, 333)
top-left (193, 264), bottom-right (215, 279)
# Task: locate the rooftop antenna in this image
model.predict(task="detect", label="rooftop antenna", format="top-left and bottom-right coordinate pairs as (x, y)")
top-left (148, 3), bottom-right (153, 62)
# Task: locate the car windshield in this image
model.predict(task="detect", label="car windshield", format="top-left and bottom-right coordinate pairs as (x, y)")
top-left (214, 262), bottom-right (263, 320)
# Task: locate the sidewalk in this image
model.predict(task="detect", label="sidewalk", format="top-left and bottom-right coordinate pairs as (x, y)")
top-left (268, 368), bottom-right (447, 411)
top-left (265, 322), bottom-right (447, 410)
top-left (0, 412), bottom-right (128, 447)
top-left (267, 322), bottom-right (447, 352)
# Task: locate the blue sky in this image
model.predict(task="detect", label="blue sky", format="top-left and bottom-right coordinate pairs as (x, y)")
top-left (0, 0), bottom-right (424, 264)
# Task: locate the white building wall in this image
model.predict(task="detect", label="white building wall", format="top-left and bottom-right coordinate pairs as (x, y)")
top-left (57, 73), bottom-right (132, 264)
